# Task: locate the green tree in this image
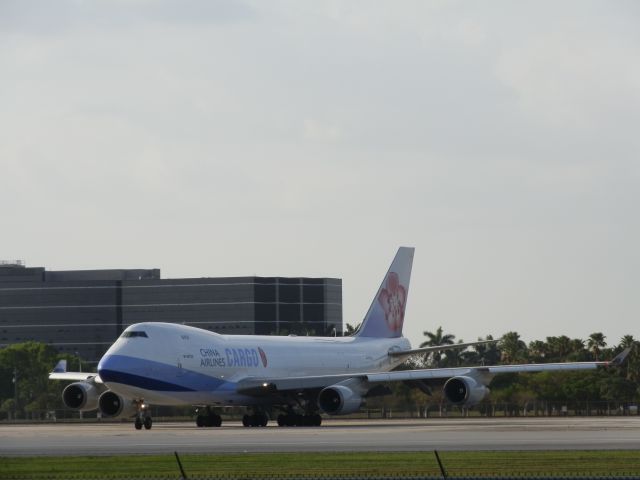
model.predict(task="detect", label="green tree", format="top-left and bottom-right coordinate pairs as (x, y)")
top-left (500, 331), bottom-right (528, 364)
top-left (567, 338), bottom-right (588, 361)
top-left (420, 326), bottom-right (455, 366)
top-left (528, 340), bottom-right (548, 362)
top-left (546, 335), bottom-right (572, 361)
top-left (0, 342), bottom-right (71, 419)
top-left (587, 332), bottom-right (607, 361)
top-left (344, 323), bottom-right (360, 336)
top-left (620, 335), bottom-right (637, 350)
top-left (616, 335), bottom-right (640, 383)
top-left (441, 340), bottom-right (467, 367)
top-left (472, 335), bottom-right (501, 366)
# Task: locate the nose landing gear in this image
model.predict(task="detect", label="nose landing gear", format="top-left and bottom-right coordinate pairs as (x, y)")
top-left (134, 403), bottom-right (152, 430)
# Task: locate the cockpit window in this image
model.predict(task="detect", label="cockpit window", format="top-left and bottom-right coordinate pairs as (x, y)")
top-left (122, 331), bottom-right (148, 338)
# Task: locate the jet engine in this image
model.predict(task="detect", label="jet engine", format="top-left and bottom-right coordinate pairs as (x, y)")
top-left (443, 376), bottom-right (489, 406)
top-left (318, 385), bottom-right (363, 415)
top-left (98, 391), bottom-right (137, 418)
top-left (62, 382), bottom-right (100, 411)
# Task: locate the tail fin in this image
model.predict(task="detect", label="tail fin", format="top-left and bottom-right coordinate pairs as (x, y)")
top-left (356, 247), bottom-right (414, 338)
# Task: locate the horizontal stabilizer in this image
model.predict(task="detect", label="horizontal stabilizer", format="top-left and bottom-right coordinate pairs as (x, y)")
top-left (49, 360), bottom-right (101, 382)
top-left (48, 372), bottom-right (100, 382)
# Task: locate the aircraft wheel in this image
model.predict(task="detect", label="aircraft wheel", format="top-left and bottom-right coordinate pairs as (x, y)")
top-left (213, 414), bottom-right (222, 427)
top-left (258, 413), bottom-right (268, 427)
top-left (277, 414), bottom-right (286, 427)
top-left (242, 414), bottom-right (251, 427)
top-left (144, 416), bottom-right (153, 430)
top-left (196, 415), bottom-right (204, 427)
top-left (134, 417), bottom-right (143, 430)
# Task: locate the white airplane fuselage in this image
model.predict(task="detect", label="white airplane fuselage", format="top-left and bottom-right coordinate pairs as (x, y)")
top-left (98, 322), bottom-right (411, 406)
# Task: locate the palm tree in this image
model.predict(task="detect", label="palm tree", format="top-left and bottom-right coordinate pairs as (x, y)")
top-left (546, 335), bottom-right (572, 361)
top-left (500, 331), bottom-right (528, 364)
top-left (620, 334), bottom-right (637, 350)
top-left (442, 339), bottom-right (468, 367)
top-left (474, 335), bottom-right (500, 366)
top-left (618, 335), bottom-right (639, 382)
top-left (569, 338), bottom-right (585, 353)
top-left (344, 323), bottom-right (360, 336)
top-left (567, 338), bottom-right (587, 361)
top-left (587, 332), bottom-right (607, 361)
top-left (528, 340), bottom-right (548, 362)
top-left (420, 326), bottom-right (455, 366)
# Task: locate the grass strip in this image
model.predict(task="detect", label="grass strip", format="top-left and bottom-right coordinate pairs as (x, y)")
top-left (1, 450), bottom-right (640, 479)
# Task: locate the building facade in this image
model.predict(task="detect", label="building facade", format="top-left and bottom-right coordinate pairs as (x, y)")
top-left (0, 262), bottom-right (342, 363)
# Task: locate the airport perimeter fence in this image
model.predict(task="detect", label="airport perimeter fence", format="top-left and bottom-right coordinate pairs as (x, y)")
top-left (8, 475), bottom-right (640, 480)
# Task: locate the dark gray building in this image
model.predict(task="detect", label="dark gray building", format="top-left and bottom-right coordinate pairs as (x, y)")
top-left (0, 261), bottom-right (342, 363)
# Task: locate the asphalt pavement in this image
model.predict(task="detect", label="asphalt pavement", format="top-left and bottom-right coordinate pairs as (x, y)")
top-left (1, 417), bottom-right (639, 456)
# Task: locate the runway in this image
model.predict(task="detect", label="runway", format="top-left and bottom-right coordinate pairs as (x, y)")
top-left (0, 417), bottom-right (640, 456)
top-left (2, 417), bottom-right (640, 456)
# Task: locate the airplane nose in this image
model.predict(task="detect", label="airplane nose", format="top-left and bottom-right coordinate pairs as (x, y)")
top-left (97, 354), bottom-right (110, 373)
top-left (97, 354), bottom-right (120, 383)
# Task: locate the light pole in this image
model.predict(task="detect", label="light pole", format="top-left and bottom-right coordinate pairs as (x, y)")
top-left (75, 352), bottom-right (83, 419)
top-left (12, 367), bottom-right (18, 420)
top-left (75, 351), bottom-right (82, 373)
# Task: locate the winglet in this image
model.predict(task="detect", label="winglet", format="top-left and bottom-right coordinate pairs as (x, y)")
top-left (609, 348), bottom-right (631, 366)
top-left (52, 359), bottom-right (67, 373)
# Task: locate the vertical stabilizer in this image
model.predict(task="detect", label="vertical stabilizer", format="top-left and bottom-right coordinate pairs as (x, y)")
top-left (356, 247), bottom-right (414, 338)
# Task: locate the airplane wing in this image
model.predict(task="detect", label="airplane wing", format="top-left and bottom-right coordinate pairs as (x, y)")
top-left (237, 348), bottom-right (630, 395)
top-left (388, 339), bottom-right (499, 358)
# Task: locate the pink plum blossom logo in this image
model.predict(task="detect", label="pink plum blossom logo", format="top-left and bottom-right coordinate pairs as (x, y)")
top-left (378, 272), bottom-right (406, 332)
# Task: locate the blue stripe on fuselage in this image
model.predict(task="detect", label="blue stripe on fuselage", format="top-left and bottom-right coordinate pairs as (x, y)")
top-left (98, 354), bottom-right (230, 392)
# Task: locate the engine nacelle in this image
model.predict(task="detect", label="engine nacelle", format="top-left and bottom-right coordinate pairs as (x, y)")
top-left (98, 391), bottom-right (137, 418)
top-left (62, 382), bottom-right (100, 411)
top-left (318, 385), bottom-right (363, 415)
top-left (443, 376), bottom-right (490, 406)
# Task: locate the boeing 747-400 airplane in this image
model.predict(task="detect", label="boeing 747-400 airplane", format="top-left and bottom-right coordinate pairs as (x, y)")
top-left (50, 247), bottom-right (628, 429)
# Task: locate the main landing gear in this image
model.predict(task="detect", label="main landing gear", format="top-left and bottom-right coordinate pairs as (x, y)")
top-left (276, 413), bottom-right (322, 427)
top-left (195, 407), bottom-right (222, 427)
top-left (134, 403), bottom-right (152, 430)
top-left (275, 405), bottom-right (322, 427)
top-left (242, 411), bottom-right (268, 427)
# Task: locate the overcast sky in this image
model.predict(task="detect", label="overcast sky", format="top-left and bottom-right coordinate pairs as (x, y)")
top-left (1, 0), bottom-right (639, 348)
